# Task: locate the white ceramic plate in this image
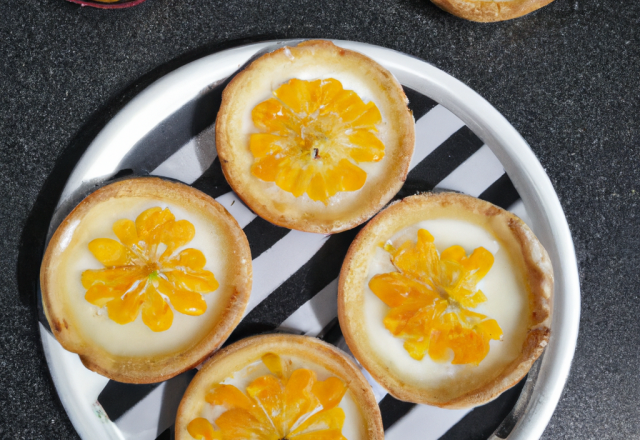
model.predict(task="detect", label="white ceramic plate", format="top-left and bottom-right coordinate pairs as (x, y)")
top-left (38, 40), bottom-right (580, 440)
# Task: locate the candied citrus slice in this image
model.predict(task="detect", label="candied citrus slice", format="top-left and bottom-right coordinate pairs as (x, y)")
top-left (87, 238), bottom-right (136, 266)
top-left (289, 407), bottom-right (346, 439)
top-left (282, 369), bottom-right (319, 433)
top-left (368, 228), bottom-right (503, 365)
top-left (105, 281), bottom-right (147, 325)
top-left (246, 374), bottom-right (285, 431)
top-left (187, 418), bottom-right (222, 440)
top-left (261, 352), bottom-right (285, 379)
top-left (187, 352), bottom-right (349, 440)
top-left (81, 206), bottom-right (219, 332)
top-left (249, 78), bottom-right (384, 204)
top-left (312, 377), bottom-right (347, 410)
top-left (206, 384), bottom-right (255, 411)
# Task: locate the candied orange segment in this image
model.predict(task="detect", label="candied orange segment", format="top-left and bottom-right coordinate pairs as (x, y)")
top-left (81, 207), bottom-right (218, 332)
top-left (187, 418), bottom-right (222, 440)
top-left (261, 352), bottom-right (284, 379)
top-left (189, 353), bottom-right (347, 440)
top-left (206, 385), bottom-right (255, 411)
top-left (289, 407), bottom-right (346, 440)
top-left (369, 229), bottom-right (503, 365)
top-left (250, 78), bottom-right (384, 204)
top-left (312, 377), bottom-right (347, 410)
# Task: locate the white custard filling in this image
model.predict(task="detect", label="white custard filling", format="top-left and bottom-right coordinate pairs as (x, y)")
top-left (363, 219), bottom-right (530, 396)
top-left (196, 355), bottom-right (366, 440)
top-left (58, 197), bottom-right (234, 357)
top-left (238, 65), bottom-right (395, 213)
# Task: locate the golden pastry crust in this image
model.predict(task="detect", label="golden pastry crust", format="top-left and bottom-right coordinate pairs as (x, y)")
top-left (216, 39), bottom-right (415, 234)
top-left (430, 0), bottom-right (555, 22)
top-left (338, 192), bottom-right (553, 408)
top-left (175, 334), bottom-right (384, 440)
top-left (40, 177), bottom-right (252, 384)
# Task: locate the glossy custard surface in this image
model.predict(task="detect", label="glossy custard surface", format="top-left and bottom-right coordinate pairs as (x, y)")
top-left (364, 219), bottom-right (529, 395)
top-left (59, 197), bottom-right (234, 357)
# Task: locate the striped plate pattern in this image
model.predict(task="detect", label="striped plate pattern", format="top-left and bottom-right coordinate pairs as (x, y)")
top-left (40, 85), bottom-right (532, 440)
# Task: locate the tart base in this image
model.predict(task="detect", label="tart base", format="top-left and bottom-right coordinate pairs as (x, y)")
top-left (40, 177), bottom-right (253, 384)
top-left (338, 192), bottom-right (553, 407)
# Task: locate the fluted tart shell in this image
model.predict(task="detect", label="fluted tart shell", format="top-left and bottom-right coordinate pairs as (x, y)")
top-left (430, 0), bottom-right (555, 22)
top-left (215, 40), bottom-right (415, 234)
top-left (338, 192), bottom-right (553, 408)
top-left (40, 177), bottom-right (252, 384)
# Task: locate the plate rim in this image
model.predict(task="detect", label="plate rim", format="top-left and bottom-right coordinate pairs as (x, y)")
top-left (40, 39), bottom-right (581, 440)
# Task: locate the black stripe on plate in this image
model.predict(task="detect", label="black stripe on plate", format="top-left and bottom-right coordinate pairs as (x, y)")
top-left (379, 394), bottom-right (417, 431)
top-left (478, 173), bottom-right (520, 210)
top-left (191, 159), bottom-right (290, 260)
top-left (156, 369), bottom-right (198, 438)
top-left (190, 157), bottom-right (232, 199)
top-left (98, 382), bottom-right (161, 422)
top-left (243, 217), bottom-right (291, 260)
top-left (438, 376), bottom-right (526, 440)
top-left (403, 86), bottom-right (439, 121)
top-left (225, 227), bottom-right (360, 345)
top-left (156, 427), bottom-right (172, 440)
top-left (98, 369), bottom-right (196, 423)
top-left (121, 84), bottom-right (224, 174)
top-left (397, 126), bottom-right (485, 199)
top-left (317, 317), bottom-right (344, 345)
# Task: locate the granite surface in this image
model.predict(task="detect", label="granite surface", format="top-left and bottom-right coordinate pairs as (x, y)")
top-left (0, 0), bottom-right (638, 438)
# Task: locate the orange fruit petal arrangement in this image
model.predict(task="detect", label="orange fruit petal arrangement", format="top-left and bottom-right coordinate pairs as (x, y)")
top-left (338, 192), bottom-right (553, 408)
top-left (82, 207), bottom-right (219, 332)
top-left (176, 334), bottom-right (384, 440)
top-left (40, 178), bottom-right (252, 383)
top-left (216, 40), bottom-right (415, 234)
top-left (250, 78), bottom-right (384, 204)
top-left (369, 228), bottom-right (503, 365)
top-left (187, 353), bottom-right (348, 440)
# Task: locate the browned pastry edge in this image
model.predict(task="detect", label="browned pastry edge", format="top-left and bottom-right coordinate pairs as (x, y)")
top-left (430, 0), bottom-right (555, 22)
top-left (175, 334), bottom-right (384, 440)
top-left (338, 192), bottom-right (553, 407)
top-left (40, 177), bottom-right (253, 384)
top-left (216, 39), bottom-right (415, 234)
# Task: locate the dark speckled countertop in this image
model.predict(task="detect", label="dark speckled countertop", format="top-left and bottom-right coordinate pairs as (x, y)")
top-left (0, 0), bottom-right (638, 438)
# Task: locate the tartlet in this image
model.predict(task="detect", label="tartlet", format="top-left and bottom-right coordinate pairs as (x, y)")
top-left (430, 0), bottom-right (555, 22)
top-left (176, 334), bottom-right (384, 440)
top-left (40, 177), bottom-right (252, 383)
top-left (216, 40), bottom-right (415, 234)
top-left (338, 192), bottom-right (553, 408)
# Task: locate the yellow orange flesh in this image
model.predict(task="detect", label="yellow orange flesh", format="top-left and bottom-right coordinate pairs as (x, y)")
top-left (368, 229), bottom-right (503, 365)
top-left (250, 78), bottom-right (384, 204)
top-left (81, 207), bottom-right (219, 332)
top-left (188, 353), bottom-right (348, 440)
